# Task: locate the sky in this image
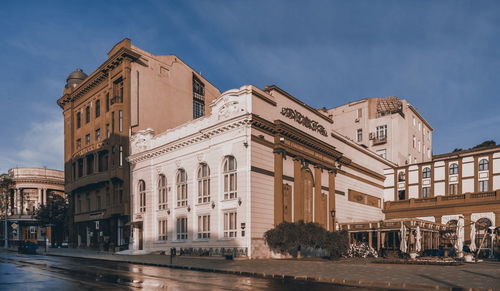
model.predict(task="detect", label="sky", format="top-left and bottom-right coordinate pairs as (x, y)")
top-left (0, 0), bottom-right (499, 173)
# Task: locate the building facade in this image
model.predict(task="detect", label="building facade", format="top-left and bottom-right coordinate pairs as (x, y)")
top-left (57, 39), bottom-right (220, 249)
top-left (0, 168), bottom-right (65, 245)
top-left (384, 145), bottom-right (500, 248)
top-left (128, 85), bottom-right (395, 258)
top-left (328, 97), bottom-right (433, 166)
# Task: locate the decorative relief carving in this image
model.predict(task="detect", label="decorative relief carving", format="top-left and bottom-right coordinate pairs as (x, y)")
top-left (280, 107), bottom-right (328, 136)
top-left (131, 128), bottom-right (155, 153)
top-left (218, 100), bottom-right (242, 120)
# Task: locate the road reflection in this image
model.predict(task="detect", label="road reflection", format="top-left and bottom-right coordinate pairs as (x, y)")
top-left (0, 252), bottom-right (380, 290)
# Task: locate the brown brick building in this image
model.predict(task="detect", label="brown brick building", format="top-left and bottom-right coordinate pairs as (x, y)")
top-left (57, 39), bottom-right (220, 249)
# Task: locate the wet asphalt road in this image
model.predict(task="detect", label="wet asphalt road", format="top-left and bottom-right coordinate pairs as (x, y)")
top-left (0, 252), bottom-right (379, 291)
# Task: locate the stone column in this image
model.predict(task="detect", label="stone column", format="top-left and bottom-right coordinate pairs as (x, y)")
top-left (328, 170), bottom-right (337, 231)
top-left (377, 231), bottom-right (381, 250)
top-left (43, 189), bottom-right (48, 205)
top-left (19, 188), bottom-right (24, 215)
top-left (293, 157), bottom-right (303, 222)
top-left (314, 165), bottom-right (323, 225)
top-left (273, 149), bottom-right (284, 226)
top-left (13, 188), bottom-right (18, 215)
top-left (368, 231), bottom-right (373, 249)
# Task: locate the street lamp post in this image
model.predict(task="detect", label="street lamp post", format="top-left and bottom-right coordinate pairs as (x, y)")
top-left (330, 210), bottom-right (336, 232)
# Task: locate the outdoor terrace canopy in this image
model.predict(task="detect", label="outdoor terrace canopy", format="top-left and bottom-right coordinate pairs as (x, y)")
top-left (338, 219), bottom-right (447, 252)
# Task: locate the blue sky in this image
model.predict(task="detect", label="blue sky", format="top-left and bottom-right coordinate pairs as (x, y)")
top-left (0, 0), bottom-right (499, 173)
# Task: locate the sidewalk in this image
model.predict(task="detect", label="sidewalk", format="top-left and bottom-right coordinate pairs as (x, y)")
top-left (7, 247), bottom-right (500, 290)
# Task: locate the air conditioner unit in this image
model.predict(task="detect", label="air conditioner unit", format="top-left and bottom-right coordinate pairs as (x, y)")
top-left (369, 132), bottom-right (375, 140)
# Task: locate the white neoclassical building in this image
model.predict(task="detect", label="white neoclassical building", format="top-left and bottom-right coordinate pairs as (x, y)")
top-left (128, 85), bottom-right (396, 258)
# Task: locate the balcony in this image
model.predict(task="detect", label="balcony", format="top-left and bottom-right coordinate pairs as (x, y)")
top-left (384, 190), bottom-right (500, 214)
top-left (372, 136), bottom-right (387, 145)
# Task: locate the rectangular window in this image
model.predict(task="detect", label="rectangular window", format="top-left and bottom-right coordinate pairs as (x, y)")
top-left (356, 129), bottom-right (362, 142)
top-left (86, 194), bottom-right (91, 211)
top-left (449, 184), bottom-right (458, 195)
top-left (95, 128), bottom-right (101, 141)
top-left (95, 99), bottom-right (101, 118)
top-left (139, 190), bottom-right (146, 213)
top-left (85, 106), bottom-right (90, 123)
top-left (85, 134), bottom-right (90, 145)
top-left (479, 180), bottom-right (489, 192)
top-left (86, 154), bottom-right (94, 175)
top-left (223, 172), bottom-right (237, 200)
top-left (224, 211), bottom-right (237, 238)
top-left (197, 215), bottom-right (210, 239)
top-left (176, 217), bottom-right (188, 240)
top-left (106, 93), bottom-right (110, 112)
top-left (77, 196), bottom-right (82, 213)
top-left (193, 75), bottom-right (205, 119)
top-left (106, 187), bottom-right (110, 207)
top-left (418, 122), bottom-right (422, 131)
top-left (113, 78), bottom-right (124, 103)
top-left (77, 158), bottom-right (83, 178)
top-left (418, 140), bottom-right (421, 152)
top-left (98, 150), bottom-right (108, 172)
top-left (76, 112), bottom-right (81, 129)
top-left (357, 108), bottom-right (362, 118)
top-left (106, 124), bottom-right (110, 138)
top-left (111, 146), bottom-right (115, 167)
top-left (376, 125), bottom-right (387, 139)
top-left (422, 187), bottom-right (430, 198)
top-left (96, 192), bottom-right (101, 210)
top-left (158, 219), bottom-right (168, 241)
top-left (111, 112), bottom-right (115, 133)
top-left (119, 110), bottom-right (123, 132)
top-left (119, 145), bottom-right (124, 167)
top-left (76, 138), bottom-right (81, 149)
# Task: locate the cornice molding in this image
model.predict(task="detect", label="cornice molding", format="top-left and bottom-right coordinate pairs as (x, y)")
top-left (128, 116), bottom-right (252, 164)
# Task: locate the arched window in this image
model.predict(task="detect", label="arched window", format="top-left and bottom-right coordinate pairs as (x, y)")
top-left (477, 218), bottom-right (492, 231)
top-left (303, 170), bottom-right (314, 223)
top-left (478, 159), bottom-right (489, 171)
top-left (158, 174), bottom-right (167, 210)
top-left (422, 167), bottom-right (431, 179)
top-left (223, 156), bottom-right (237, 200)
top-left (197, 163), bottom-right (210, 203)
top-left (176, 169), bottom-right (188, 207)
top-left (398, 171), bottom-right (406, 182)
top-left (138, 180), bottom-right (146, 213)
top-left (449, 163), bottom-right (458, 175)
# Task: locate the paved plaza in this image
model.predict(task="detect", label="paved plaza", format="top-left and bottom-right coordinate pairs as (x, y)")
top-left (6, 248), bottom-right (497, 290)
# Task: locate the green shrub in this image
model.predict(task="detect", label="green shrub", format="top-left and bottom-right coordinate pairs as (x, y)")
top-left (264, 221), bottom-right (348, 259)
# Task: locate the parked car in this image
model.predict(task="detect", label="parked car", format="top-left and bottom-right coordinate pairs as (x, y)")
top-left (18, 241), bottom-right (39, 254)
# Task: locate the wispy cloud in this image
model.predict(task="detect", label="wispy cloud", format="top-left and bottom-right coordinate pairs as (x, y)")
top-left (0, 111), bottom-right (63, 173)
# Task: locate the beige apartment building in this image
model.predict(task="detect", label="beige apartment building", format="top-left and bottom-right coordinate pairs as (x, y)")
top-left (327, 97), bottom-right (433, 166)
top-left (383, 145), bottom-right (500, 249)
top-left (57, 39), bottom-right (220, 250)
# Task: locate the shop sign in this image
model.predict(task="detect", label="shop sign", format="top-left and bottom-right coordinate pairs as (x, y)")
top-left (280, 107), bottom-right (328, 136)
top-left (11, 223), bottom-right (18, 229)
top-left (95, 221), bottom-right (100, 230)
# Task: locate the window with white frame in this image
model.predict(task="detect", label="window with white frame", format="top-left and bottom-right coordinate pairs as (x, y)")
top-left (197, 214), bottom-right (210, 239)
top-left (197, 163), bottom-right (210, 203)
top-left (176, 169), bottom-right (188, 207)
top-left (158, 174), bottom-right (168, 210)
top-left (356, 129), bottom-right (362, 142)
top-left (449, 163), bottom-right (459, 175)
top-left (376, 125), bottom-right (387, 139)
top-left (138, 180), bottom-right (146, 213)
top-left (413, 136), bottom-right (416, 148)
top-left (158, 219), bottom-right (167, 241)
top-left (418, 140), bottom-right (421, 152)
top-left (478, 159), bottom-right (488, 171)
top-left (357, 108), bottom-right (362, 118)
top-left (224, 211), bottom-right (237, 238)
top-left (422, 187), bottom-right (430, 198)
top-left (422, 167), bottom-right (431, 179)
top-left (176, 217), bottom-right (188, 240)
top-left (223, 156), bottom-right (237, 200)
top-left (479, 180), bottom-right (489, 192)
